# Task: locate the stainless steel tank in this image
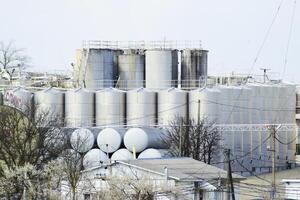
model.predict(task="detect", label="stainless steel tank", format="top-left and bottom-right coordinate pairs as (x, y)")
top-left (111, 148), bottom-right (133, 161)
top-left (95, 88), bottom-right (125, 126)
top-left (138, 148), bottom-right (169, 159)
top-left (117, 50), bottom-right (145, 89)
top-left (145, 49), bottom-right (178, 89)
top-left (97, 128), bottom-right (126, 153)
top-left (3, 87), bottom-right (33, 113)
top-left (34, 88), bottom-right (64, 124)
top-left (124, 127), bottom-right (167, 153)
top-left (126, 88), bottom-right (157, 126)
top-left (65, 88), bottom-right (94, 127)
top-left (70, 128), bottom-right (95, 153)
top-left (158, 88), bottom-right (188, 126)
top-left (83, 49), bottom-right (123, 89)
top-left (181, 49), bottom-right (208, 88)
top-left (83, 148), bottom-right (108, 169)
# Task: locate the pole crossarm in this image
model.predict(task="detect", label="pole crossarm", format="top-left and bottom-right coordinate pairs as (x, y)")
top-left (214, 124), bottom-right (297, 132)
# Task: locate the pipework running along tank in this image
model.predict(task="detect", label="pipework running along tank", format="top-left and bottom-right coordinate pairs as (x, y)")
top-left (124, 127), bottom-right (168, 153)
top-left (95, 88), bottom-right (125, 126)
top-left (111, 148), bottom-right (133, 161)
top-left (97, 128), bottom-right (126, 153)
top-left (138, 148), bottom-right (170, 159)
top-left (83, 148), bottom-right (108, 169)
top-left (70, 128), bottom-right (95, 153)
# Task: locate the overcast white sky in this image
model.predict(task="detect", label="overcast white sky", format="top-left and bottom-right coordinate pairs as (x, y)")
top-left (0, 0), bottom-right (299, 81)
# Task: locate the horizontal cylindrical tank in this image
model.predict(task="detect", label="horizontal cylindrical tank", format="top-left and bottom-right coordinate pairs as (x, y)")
top-left (83, 49), bottom-right (123, 89)
top-left (124, 128), bottom-right (168, 153)
top-left (189, 87), bottom-right (220, 123)
top-left (70, 128), bottom-right (95, 153)
top-left (158, 88), bottom-right (188, 126)
top-left (34, 88), bottom-right (64, 124)
top-left (4, 87), bottom-right (33, 113)
top-left (138, 148), bottom-right (170, 159)
top-left (118, 52), bottom-right (145, 89)
top-left (65, 88), bottom-right (94, 127)
top-left (95, 88), bottom-right (125, 126)
top-left (145, 49), bottom-right (178, 89)
top-left (83, 148), bottom-right (108, 169)
top-left (111, 148), bottom-right (133, 161)
top-left (97, 128), bottom-right (126, 153)
top-left (126, 88), bottom-right (157, 126)
top-left (181, 49), bottom-right (208, 88)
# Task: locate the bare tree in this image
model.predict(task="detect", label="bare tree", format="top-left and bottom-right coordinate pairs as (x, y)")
top-left (164, 116), bottom-right (221, 164)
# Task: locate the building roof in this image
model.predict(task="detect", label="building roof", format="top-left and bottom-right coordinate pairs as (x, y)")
top-left (118, 157), bottom-right (244, 181)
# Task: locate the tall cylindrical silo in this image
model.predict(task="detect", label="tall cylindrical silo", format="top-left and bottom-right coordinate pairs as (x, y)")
top-left (124, 127), bottom-right (168, 153)
top-left (97, 128), bottom-right (126, 153)
top-left (145, 49), bottom-right (178, 89)
top-left (34, 88), bottom-right (65, 125)
top-left (83, 148), bottom-right (108, 169)
top-left (95, 88), bottom-right (125, 126)
top-left (118, 50), bottom-right (145, 89)
top-left (83, 49), bottom-right (123, 89)
top-left (3, 87), bottom-right (33, 113)
top-left (181, 49), bottom-right (208, 88)
top-left (65, 88), bottom-right (94, 127)
top-left (138, 148), bottom-right (170, 159)
top-left (126, 88), bottom-right (157, 126)
top-left (189, 87), bottom-right (220, 123)
top-left (158, 88), bottom-right (188, 126)
top-left (111, 148), bottom-right (133, 161)
top-left (70, 128), bottom-right (95, 153)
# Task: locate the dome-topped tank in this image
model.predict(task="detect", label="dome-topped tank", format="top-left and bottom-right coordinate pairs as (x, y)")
top-left (83, 148), bottom-right (108, 169)
top-left (97, 128), bottom-right (126, 153)
top-left (126, 88), bottom-right (157, 126)
top-left (4, 87), bottom-right (33, 113)
top-left (65, 88), bottom-right (94, 127)
top-left (34, 88), bottom-right (64, 124)
top-left (158, 88), bottom-right (188, 126)
top-left (70, 128), bottom-right (95, 153)
top-left (111, 148), bottom-right (133, 161)
top-left (95, 88), bottom-right (125, 126)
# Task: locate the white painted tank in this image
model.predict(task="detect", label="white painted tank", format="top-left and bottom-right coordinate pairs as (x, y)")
top-left (158, 88), bottom-right (188, 126)
top-left (189, 87), bottom-right (220, 123)
top-left (145, 49), bottom-right (178, 89)
top-left (126, 88), bottom-right (157, 126)
top-left (124, 127), bottom-right (167, 153)
top-left (97, 128), bottom-right (126, 153)
top-left (111, 148), bottom-right (133, 161)
top-left (83, 148), bottom-right (108, 169)
top-left (95, 88), bottom-right (125, 126)
top-left (34, 88), bottom-right (64, 124)
top-left (65, 88), bottom-right (94, 127)
top-left (138, 148), bottom-right (170, 159)
top-left (70, 128), bottom-right (95, 153)
top-left (4, 87), bottom-right (33, 113)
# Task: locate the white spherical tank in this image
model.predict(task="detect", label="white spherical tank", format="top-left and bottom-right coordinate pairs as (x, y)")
top-left (65, 88), bottom-right (94, 127)
top-left (189, 87), bottom-right (220, 123)
top-left (111, 148), bottom-right (133, 161)
top-left (4, 87), bottom-right (33, 113)
top-left (97, 128), bottom-right (126, 153)
top-left (34, 88), bottom-right (64, 124)
top-left (124, 127), bottom-right (167, 153)
top-left (158, 88), bottom-right (188, 126)
top-left (95, 88), bottom-right (125, 126)
top-left (138, 148), bottom-right (170, 159)
top-left (70, 128), bottom-right (95, 153)
top-left (83, 148), bottom-right (108, 169)
top-left (126, 88), bottom-right (157, 126)
top-left (145, 49), bottom-right (178, 89)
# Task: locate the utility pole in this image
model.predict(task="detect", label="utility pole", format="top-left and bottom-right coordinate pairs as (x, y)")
top-left (225, 149), bottom-right (235, 200)
top-left (179, 119), bottom-right (182, 156)
top-left (197, 100), bottom-right (201, 125)
top-left (260, 68), bottom-right (270, 83)
top-left (271, 125), bottom-right (276, 199)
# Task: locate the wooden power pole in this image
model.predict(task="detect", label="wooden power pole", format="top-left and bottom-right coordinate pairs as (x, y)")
top-left (225, 149), bottom-right (235, 200)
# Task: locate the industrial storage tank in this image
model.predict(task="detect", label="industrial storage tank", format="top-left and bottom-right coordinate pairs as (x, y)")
top-left (138, 148), bottom-right (169, 159)
top-left (158, 88), bottom-right (188, 126)
top-left (65, 88), bottom-right (94, 127)
top-left (117, 50), bottom-right (145, 89)
top-left (124, 127), bottom-right (167, 153)
top-left (189, 87), bottom-right (220, 123)
top-left (70, 128), bottom-right (95, 153)
top-left (126, 88), bottom-right (157, 126)
top-left (145, 49), bottom-right (178, 89)
top-left (95, 88), bottom-right (125, 126)
top-left (181, 49), bottom-right (208, 88)
top-left (83, 49), bottom-right (123, 89)
top-left (97, 128), bottom-right (126, 153)
top-left (34, 88), bottom-right (64, 124)
top-left (83, 148), bottom-right (108, 169)
top-left (111, 148), bottom-right (133, 161)
top-left (3, 87), bottom-right (33, 113)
